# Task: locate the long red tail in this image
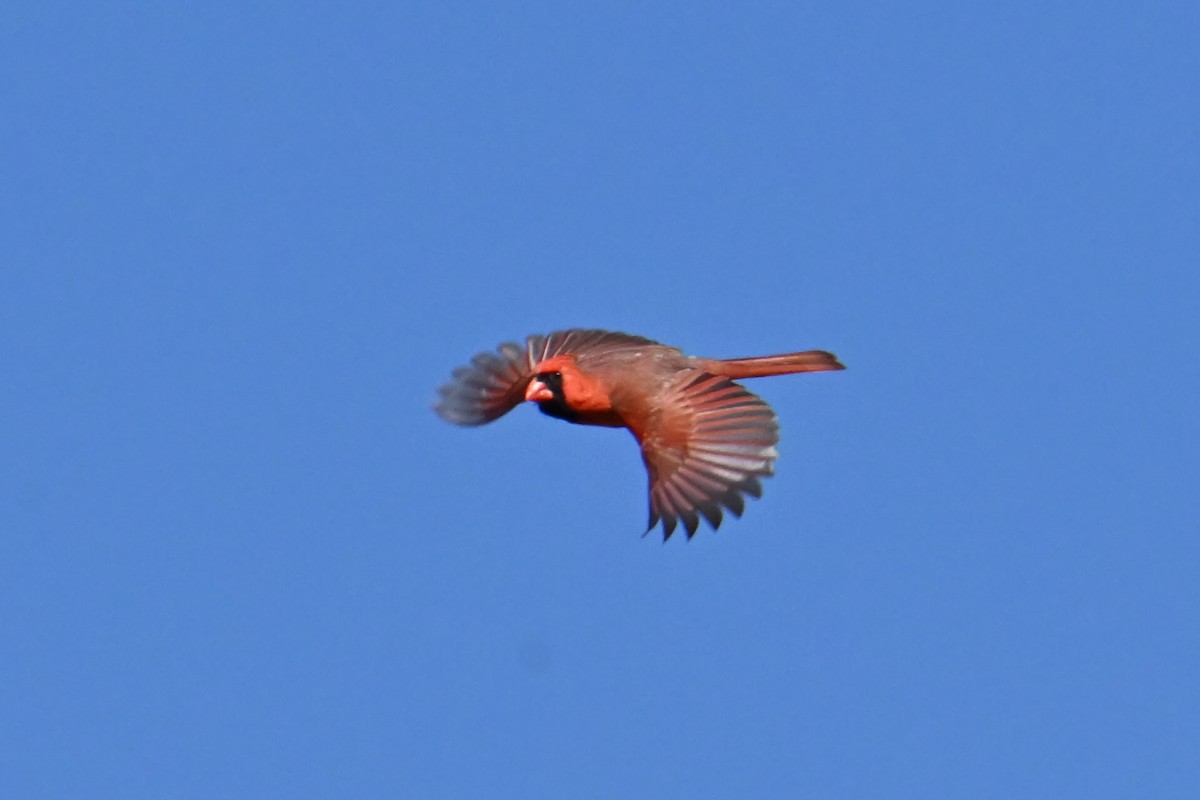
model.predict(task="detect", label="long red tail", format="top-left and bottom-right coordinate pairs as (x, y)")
top-left (701, 350), bottom-right (845, 379)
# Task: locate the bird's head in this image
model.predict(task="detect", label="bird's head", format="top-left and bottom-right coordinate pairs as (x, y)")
top-left (525, 356), bottom-right (578, 420)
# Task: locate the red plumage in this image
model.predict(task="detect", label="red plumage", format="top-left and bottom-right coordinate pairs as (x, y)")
top-left (435, 329), bottom-right (844, 539)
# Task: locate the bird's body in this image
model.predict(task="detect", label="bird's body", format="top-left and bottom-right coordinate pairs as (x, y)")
top-left (436, 329), bottom-right (844, 539)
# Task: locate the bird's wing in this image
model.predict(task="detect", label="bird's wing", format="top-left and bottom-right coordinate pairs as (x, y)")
top-left (435, 329), bottom-right (657, 425)
top-left (633, 370), bottom-right (779, 540)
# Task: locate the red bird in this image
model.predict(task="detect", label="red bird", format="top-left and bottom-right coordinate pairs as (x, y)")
top-left (435, 329), bottom-right (845, 539)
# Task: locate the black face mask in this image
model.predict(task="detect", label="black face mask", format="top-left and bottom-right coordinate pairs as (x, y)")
top-left (533, 371), bottom-right (577, 422)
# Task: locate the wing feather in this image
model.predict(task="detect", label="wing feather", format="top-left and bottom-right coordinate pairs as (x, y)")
top-left (637, 371), bottom-right (780, 540)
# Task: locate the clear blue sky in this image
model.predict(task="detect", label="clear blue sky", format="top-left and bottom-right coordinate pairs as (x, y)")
top-left (3, 3), bottom-right (1197, 798)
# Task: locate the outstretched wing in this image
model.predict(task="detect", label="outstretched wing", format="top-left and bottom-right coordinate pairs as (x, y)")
top-left (635, 371), bottom-right (779, 540)
top-left (434, 329), bottom-right (659, 425)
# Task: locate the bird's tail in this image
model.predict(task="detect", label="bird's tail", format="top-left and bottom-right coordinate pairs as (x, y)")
top-left (703, 350), bottom-right (845, 379)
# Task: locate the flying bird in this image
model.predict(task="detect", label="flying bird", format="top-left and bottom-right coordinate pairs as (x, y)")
top-left (435, 329), bottom-right (844, 539)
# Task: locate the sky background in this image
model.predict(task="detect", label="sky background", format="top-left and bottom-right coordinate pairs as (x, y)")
top-left (3, 2), bottom-right (1198, 798)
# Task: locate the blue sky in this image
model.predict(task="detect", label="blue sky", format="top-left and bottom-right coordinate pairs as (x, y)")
top-left (3, 2), bottom-right (1197, 797)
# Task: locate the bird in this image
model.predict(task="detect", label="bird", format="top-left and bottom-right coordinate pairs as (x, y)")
top-left (435, 329), bottom-right (845, 540)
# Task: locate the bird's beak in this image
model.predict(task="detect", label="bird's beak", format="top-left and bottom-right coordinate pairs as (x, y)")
top-left (524, 379), bottom-right (553, 403)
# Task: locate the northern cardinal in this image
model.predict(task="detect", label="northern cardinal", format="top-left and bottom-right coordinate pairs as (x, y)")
top-left (435, 329), bottom-right (844, 539)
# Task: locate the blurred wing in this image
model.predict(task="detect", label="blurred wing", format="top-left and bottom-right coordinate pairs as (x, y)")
top-left (434, 339), bottom-right (535, 425)
top-left (434, 329), bottom-right (659, 425)
top-left (636, 371), bottom-right (779, 540)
